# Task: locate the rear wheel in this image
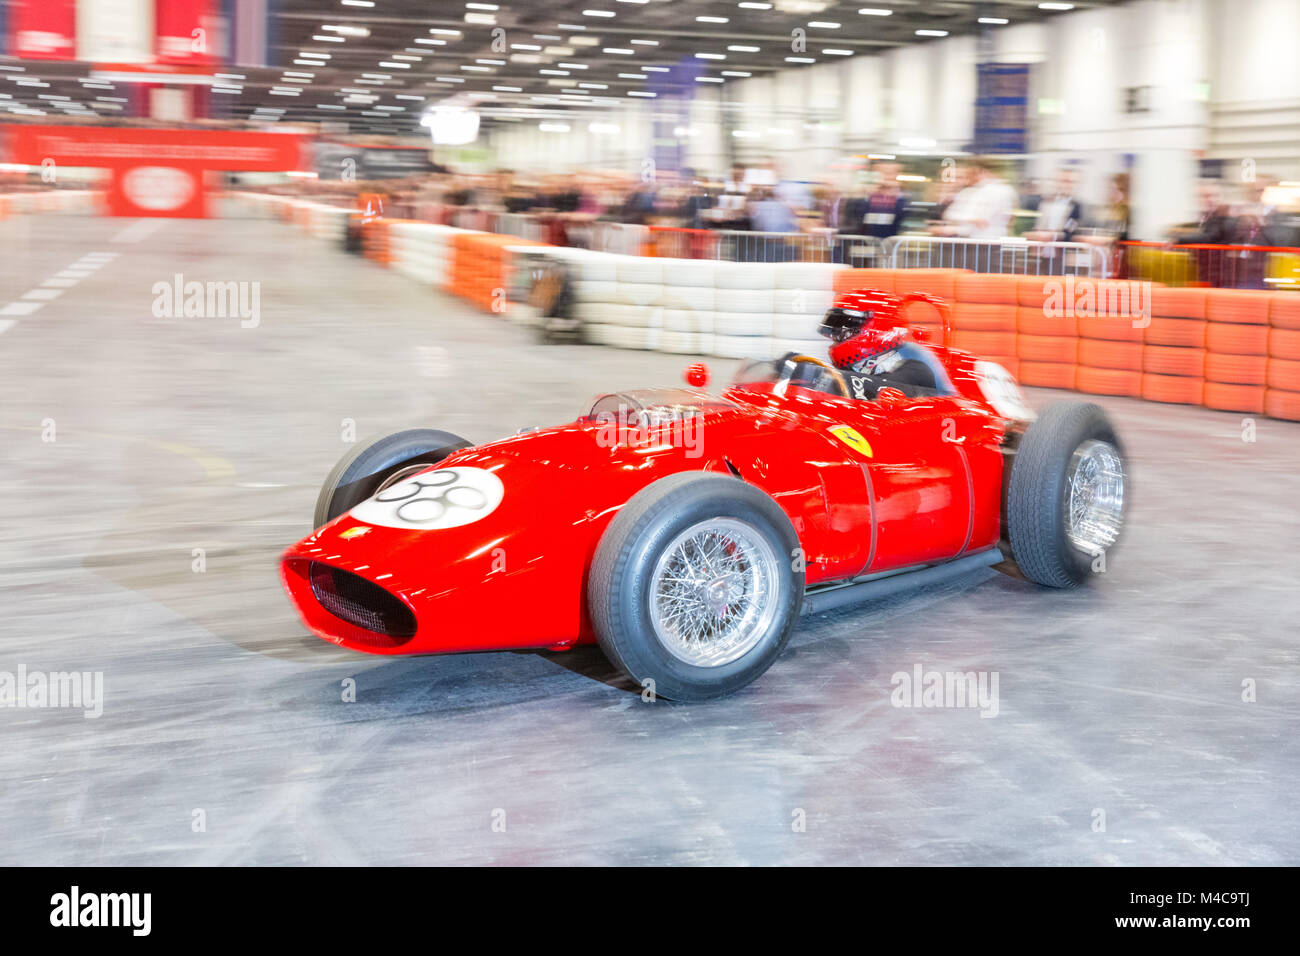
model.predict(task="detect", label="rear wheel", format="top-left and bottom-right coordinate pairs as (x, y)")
top-left (1006, 402), bottom-right (1127, 587)
top-left (313, 428), bottom-right (473, 529)
top-left (588, 472), bottom-right (803, 701)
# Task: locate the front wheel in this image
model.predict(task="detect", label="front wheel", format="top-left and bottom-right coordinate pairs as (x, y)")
top-left (588, 472), bottom-right (803, 701)
top-left (1006, 402), bottom-right (1127, 588)
top-left (312, 428), bottom-right (473, 529)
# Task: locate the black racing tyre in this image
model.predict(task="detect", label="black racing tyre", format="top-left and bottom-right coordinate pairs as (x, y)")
top-left (1006, 401), bottom-right (1127, 588)
top-left (588, 472), bottom-right (803, 701)
top-left (312, 428), bottom-right (473, 529)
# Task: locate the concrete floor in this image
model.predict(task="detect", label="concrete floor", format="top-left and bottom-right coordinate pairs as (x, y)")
top-left (1, 213), bottom-right (1297, 866)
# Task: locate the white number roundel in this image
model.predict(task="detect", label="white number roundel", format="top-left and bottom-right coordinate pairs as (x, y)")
top-left (349, 467), bottom-right (504, 531)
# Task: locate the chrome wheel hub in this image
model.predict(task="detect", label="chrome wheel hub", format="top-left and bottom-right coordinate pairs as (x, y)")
top-left (650, 517), bottom-right (781, 668)
top-left (1066, 439), bottom-right (1125, 555)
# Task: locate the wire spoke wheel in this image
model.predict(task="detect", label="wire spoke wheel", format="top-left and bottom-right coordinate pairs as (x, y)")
top-left (1065, 439), bottom-right (1125, 555)
top-left (649, 517), bottom-right (781, 667)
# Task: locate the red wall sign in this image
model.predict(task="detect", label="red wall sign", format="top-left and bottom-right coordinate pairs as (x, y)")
top-left (6, 125), bottom-right (312, 218)
top-left (156, 0), bottom-right (219, 65)
top-left (8, 0), bottom-right (78, 60)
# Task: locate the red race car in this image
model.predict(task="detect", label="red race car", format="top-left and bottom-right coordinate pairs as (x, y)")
top-left (281, 289), bottom-right (1127, 700)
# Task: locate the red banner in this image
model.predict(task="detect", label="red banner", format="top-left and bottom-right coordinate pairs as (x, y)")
top-left (5, 125), bottom-right (313, 218)
top-left (156, 0), bottom-right (219, 65)
top-left (8, 0), bottom-right (77, 60)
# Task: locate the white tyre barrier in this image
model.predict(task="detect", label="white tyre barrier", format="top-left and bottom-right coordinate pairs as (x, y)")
top-left (713, 312), bottom-right (773, 337)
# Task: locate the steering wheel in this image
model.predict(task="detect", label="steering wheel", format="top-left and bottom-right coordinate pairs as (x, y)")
top-left (781, 353), bottom-right (851, 398)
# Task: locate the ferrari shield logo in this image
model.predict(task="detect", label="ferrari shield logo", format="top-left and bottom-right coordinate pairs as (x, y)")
top-left (339, 526), bottom-right (371, 540)
top-left (829, 425), bottom-right (873, 457)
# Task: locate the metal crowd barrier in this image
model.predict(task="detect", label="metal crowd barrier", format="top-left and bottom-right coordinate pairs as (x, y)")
top-left (883, 235), bottom-right (1111, 277)
top-left (1119, 241), bottom-right (1300, 290)
top-left (644, 227), bottom-right (883, 264)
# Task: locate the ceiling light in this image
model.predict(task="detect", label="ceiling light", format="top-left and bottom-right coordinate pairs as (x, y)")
top-left (697, 16), bottom-right (729, 23)
top-left (696, 77), bottom-right (724, 83)
top-left (823, 48), bottom-right (853, 55)
top-left (978, 17), bottom-right (1009, 24)
top-left (466, 3), bottom-right (499, 9)
top-left (461, 65), bottom-right (491, 71)
top-left (630, 39), bottom-right (658, 45)
top-left (512, 43), bottom-right (541, 50)
top-left (696, 53), bottom-right (726, 59)
top-left (1038, 2), bottom-right (1074, 9)
top-left (859, 7), bottom-right (892, 15)
top-left (391, 54), bottom-right (420, 60)
top-left (428, 28), bottom-right (463, 36)
top-left (628, 90), bottom-right (656, 97)
top-left (465, 13), bottom-right (496, 24)
top-left (571, 37), bottom-right (600, 45)
top-left (317, 104), bottom-right (346, 110)
top-left (477, 58), bottom-right (506, 64)
top-left (559, 62), bottom-right (588, 69)
top-left (322, 24), bottom-right (368, 36)
top-left (395, 94), bottom-right (426, 100)
top-left (493, 85), bottom-right (522, 91)
top-left (341, 1), bottom-right (374, 6)
top-left (808, 21), bottom-right (840, 28)
top-left (721, 70), bottom-right (752, 77)
top-left (282, 71), bottom-right (314, 78)
top-left (604, 48), bottom-right (634, 54)
top-left (540, 69), bottom-right (570, 75)
top-left (738, 3), bottom-right (772, 8)
top-left (643, 66), bottom-right (669, 72)
top-left (915, 30), bottom-right (948, 36)
top-left (785, 56), bottom-right (815, 63)
top-left (311, 35), bottom-right (345, 42)
top-left (558, 23), bottom-right (586, 30)
top-left (361, 73), bottom-right (390, 79)
top-left (729, 45), bottom-right (760, 52)
top-left (579, 82), bottom-right (608, 88)
top-left (378, 62), bottom-right (411, 68)
top-left (293, 59), bottom-right (320, 66)
top-left (619, 73), bottom-right (647, 79)
top-left (583, 9), bottom-right (616, 16)
top-left (435, 76), bottom-right (466, 82)
top-left (298, 51), bottom-right (329, 58)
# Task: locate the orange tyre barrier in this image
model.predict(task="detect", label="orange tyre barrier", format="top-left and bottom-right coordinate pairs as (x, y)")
top-left (1149, 287), bottom-right (1207, 319)
top-left (1263, 388), bottom-right (1300, 421)
top-left (1076, 314), bottom-right (1145, 342)
top-left (953, 273), bottom-right (1021, 305)
top-left (1145, 317), bottom-right (1206, 348)
top-left (1270, 296), bottom-right (1300, 330)
top-left (1206, 289), bottom-right (1271, 325)
top-left (1018, 361), bottom-right (1076, 389)
top-left (1205, 352), bottom-right (1267, 385)
top-left (1075, 365), bottom-right (1141, 397)
top-left (1017, 305), bottom-right (1076, 337)
top-left (1141, 373), bottom-right (1204, 405)
top-left (1078, 339), bottom-right (1144, 371)
top-left (1143, 344), bottom-right (1205, 378)
top-left (833, 268), bottom-right (896, 295)
top-left (1266, 358), bottom-right (1300, 391)
top-left (1268, 328), bottom-right (1300, 360)
top-left (1206, 322), bottom-right (1269, 355)
top-left (950, 329), bottom-right (1017, 356)
top-left (950, 302), bottom-right (1016, 331)
top-left (1202, 381), bottom-right (1265, 413)
top-left (1017, 333), bottom-right (1078, 364)
top-left (894, 268), bottom-right (962, 301)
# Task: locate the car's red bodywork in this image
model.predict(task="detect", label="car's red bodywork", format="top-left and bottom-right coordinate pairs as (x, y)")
top-left (281, 332), bottom-right (1018, 658)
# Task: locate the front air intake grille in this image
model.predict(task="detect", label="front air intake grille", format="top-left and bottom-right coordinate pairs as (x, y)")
top-left (309, 563), bottom-right (417, 643)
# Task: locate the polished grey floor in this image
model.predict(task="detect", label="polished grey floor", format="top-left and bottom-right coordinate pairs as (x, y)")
top-left (1, 214), bottom-right (1296, 865)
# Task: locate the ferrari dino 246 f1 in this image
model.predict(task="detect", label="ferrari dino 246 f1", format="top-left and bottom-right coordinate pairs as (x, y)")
top-left (281, 289), bottom-right (1127, 700)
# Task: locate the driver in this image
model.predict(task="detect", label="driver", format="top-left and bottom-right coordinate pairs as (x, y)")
top-left (818, 289), bottom-right (951, 396)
